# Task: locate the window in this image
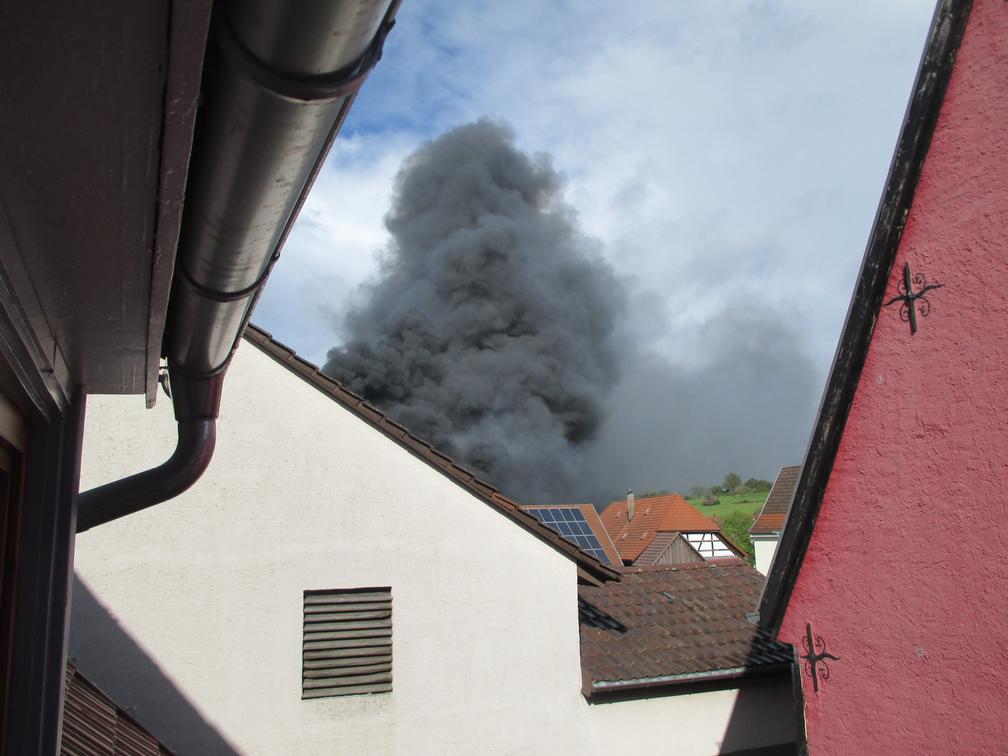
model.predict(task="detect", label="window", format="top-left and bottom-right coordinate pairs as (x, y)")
top-left (302, 587), bottom-right (392, 699)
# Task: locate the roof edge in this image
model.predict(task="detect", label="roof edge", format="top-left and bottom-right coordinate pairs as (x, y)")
top-left (585, 661), bottom-right (792, 699)
top-left (750, 464), bottom-right (800, 536)
top-left (758, 0), bottom-right (973, 635)
top-left (242, 324), bottom-right (620, 582)
top-left (64, 660), bottom-right (176, 754)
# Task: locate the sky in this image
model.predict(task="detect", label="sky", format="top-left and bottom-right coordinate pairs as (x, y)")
top-left (254, 0), bottom-right (936, 502)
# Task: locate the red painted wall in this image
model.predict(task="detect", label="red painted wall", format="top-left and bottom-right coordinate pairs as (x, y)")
top-left (779, 2), bottom-right (1008, 752)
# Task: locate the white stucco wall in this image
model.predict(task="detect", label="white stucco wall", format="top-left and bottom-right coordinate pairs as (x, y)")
top-left (753, 535), bottom-right (780, 577)
top-left (73, 344), bottom-right (588, 755)
top-left (583, 675), bottom-right (796, 754)
top-left (71, 342), bottom-right (795, 755)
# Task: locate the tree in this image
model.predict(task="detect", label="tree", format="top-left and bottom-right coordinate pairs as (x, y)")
top-left (722, 472), bottom-right (742, 491)
top-left (687, 485), bottom-right (708, 499)
top-left (718, 510), bottom-right (755, 566)
top-left (639, 489), bottom-right (671, 498)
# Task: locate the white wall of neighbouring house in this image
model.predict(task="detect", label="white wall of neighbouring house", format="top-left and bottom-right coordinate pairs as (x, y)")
top-left (753, 535), bottom-right (780, 576)
top-left (71, 343), bottom-right (588, 756)
top-left (582, 674), bottom-right (797, 754)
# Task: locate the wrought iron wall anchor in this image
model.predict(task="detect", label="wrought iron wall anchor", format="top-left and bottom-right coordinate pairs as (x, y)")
top-left (883, 262), bottom-right (944, 334)
top-left (800, 622), bottom-right (839, 693)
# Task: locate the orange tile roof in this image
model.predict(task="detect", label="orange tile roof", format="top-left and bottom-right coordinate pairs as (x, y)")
top-left (599, 493), bottom-right (722, 563)
top-left (751, 465), bottom-right (800, 535)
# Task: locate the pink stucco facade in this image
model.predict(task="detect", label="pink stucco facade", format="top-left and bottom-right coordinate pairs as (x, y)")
top-left (779, 1), bottom-right (1008, 752)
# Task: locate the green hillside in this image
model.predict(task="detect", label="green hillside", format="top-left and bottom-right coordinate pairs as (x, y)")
top-left (685, 491), bottom-right (767, 519)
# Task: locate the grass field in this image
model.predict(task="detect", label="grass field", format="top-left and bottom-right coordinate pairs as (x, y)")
top-left (685, 491), bottom-right (768, 521)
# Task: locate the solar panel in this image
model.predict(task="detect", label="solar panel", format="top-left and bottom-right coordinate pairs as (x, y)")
top-left (525, 507), bottom-right (610, 565)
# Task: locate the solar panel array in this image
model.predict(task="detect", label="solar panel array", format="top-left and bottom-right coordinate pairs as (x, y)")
top-left (526, 507), bottom-right (611, 565)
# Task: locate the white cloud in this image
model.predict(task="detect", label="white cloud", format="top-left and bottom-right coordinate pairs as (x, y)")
top-left (256, 0), bottom-right (935, 373)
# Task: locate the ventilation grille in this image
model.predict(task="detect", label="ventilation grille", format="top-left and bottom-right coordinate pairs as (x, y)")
top-left (302, 587), bottom-right (392, 699)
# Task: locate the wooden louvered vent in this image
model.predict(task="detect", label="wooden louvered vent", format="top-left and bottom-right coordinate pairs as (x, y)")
top-left (302, 587), bottom-right (392, 699)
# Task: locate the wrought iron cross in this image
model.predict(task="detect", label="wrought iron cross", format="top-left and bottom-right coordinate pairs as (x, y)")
top-left (883, 262), bottom-right (944, 334)
top-left (800, 622), bottom-right (839, 693)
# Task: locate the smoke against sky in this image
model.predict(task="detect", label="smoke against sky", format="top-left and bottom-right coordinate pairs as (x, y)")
top-left (578, 304), bottom-right (822, 505)
top-left (252, 2), bottom-right (934, 504)
top-left (324, 121), bottom-right (625, 501)
top-left (324, 121), bottom-right (823, 505)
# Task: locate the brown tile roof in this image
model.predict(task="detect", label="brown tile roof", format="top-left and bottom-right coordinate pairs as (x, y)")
top-left (62, 660), bottom-right (174, 755)
top-left (578, 563), bottom-right (793, 696)
top-left (751, 465), bottom-right (800, 535)
top-left (599, 493), bottom-right (722, 563)
top-left (242, 324), bottom-right (619, 583)
top-left (519, 504), bottom-right (623, 566)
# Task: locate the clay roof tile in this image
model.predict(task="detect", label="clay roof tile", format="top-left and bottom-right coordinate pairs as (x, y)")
top-left (579, 563), bottom-right (792, 695)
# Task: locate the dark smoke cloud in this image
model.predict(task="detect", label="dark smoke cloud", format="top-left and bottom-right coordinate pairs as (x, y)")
top-left (323, 120), bottom-right (625, 501)
top-left (575, 303), bottom-right (824, 507)
top-left (324, 119), bottom-right (824, 507)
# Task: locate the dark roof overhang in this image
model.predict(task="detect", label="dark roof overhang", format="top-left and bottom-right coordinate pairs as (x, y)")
top-left (0, 2), bottom-right (212, 420)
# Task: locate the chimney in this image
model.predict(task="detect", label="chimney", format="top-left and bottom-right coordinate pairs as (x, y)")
top-left (626, 490), bottom-right (635, 521)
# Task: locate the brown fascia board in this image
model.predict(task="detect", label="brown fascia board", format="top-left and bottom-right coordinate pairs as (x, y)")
top-left (242, 324), bottom-right (620, 582)
top-left (577, 567), bottom-right (606, 587)
top-left (145, 1), bottom-right (213, 408)
top-left (757, 0), bottom-right (973, 636)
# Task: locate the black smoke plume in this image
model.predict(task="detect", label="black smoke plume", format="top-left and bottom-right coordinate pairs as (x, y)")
top-left (323, 120), bottom-right (625, 501)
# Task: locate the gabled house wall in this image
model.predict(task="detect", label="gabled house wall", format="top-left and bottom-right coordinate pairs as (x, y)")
top-left (72, 343), bottom-right (587, 755)
top-left (751, 466), bottom-right (801, 576)
top-left (751, 536), bottom-right (779, 577)
top-left (73, 335), bottom-right (798, 755)
top-left (767, 1), bottom-right (1008, 750)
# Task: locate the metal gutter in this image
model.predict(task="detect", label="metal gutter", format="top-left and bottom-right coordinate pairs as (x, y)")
top-left (77, 0), bottom-right (400, 532)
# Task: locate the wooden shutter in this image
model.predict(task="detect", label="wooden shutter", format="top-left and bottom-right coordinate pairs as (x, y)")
top-left (302, 587), bottom-right (392, 699)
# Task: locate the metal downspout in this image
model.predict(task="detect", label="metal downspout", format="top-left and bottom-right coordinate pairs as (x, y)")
top-left (76, 0), bottom-right (399, 533)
